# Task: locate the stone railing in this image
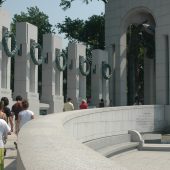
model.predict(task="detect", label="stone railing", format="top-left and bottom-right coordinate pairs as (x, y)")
top-left (17, 105), bottom-right (166, 170)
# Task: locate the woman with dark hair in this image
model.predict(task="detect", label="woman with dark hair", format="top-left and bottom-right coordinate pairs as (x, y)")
top-left (0, 101), bottom-right (7, 122)
top-left (11, 95), bottom-right (23, 134)
top-left (99, 99), bottom-right (105, 108)
top-left (18, 100), bottom-right (34, 131)
top-left (1, 97), bottom-right (13, 132)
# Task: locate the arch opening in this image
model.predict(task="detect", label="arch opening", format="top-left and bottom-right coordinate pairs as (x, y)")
top-left (125, 11), bottom-right (156, 105)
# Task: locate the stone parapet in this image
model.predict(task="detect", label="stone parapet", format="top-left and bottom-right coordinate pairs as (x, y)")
top-left (17, 105), bottom-right (166, 170)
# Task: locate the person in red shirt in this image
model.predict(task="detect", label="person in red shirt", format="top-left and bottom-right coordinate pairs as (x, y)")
top-left (79, 99), bottom-right (88, 109)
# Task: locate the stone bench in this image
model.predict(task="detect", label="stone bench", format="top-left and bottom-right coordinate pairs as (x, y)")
top-left (98, 141), bottom-right (139, 157)
top-left (142, 143), bottom-right (170, 151)
top-left (84, 131), bottom-right (143, 158)
top-left (142, 133), bottom-right (162, 143)
top-left (84, 134), bottom-right (132, 151)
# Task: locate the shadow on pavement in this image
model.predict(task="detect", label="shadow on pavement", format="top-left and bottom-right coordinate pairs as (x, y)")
top-left (4, 159), bottom-right (16, 170)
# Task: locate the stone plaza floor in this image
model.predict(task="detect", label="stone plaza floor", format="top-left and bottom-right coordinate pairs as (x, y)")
top-left (4, 132), bottom-right (17, 170)
top-left (110, 149), bottom-right (170, 170)
top-left (3, 132), bottom-right (170, 170)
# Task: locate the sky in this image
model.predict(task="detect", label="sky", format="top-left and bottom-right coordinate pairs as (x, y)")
top-left (2, 0), bottom-right (105, 47)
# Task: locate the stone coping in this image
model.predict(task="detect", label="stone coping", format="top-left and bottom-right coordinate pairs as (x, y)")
top-left (17, 105), bottom-right (165, 170)
top-left (17, 110), bottom-right (127, 170)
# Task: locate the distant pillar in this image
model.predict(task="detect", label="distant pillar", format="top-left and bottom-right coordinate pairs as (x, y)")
top-left (67, 43), bottom-right (86, 109)
top-left (41, 34), bottom-right (64, 113)
top-left (14, 22), bottom-right (39, 114)
top-left (144, 57), bottom-right (155, 104)
top-left (156, 34), bottom-right (168, 104)
top-left (0, 9), bottom-right (12, 102)
top-left (91, 49), bottom-right (110, 107)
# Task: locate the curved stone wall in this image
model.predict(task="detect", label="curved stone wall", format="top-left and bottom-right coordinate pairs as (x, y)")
top-left (17, 105), bottom-right (165, 170)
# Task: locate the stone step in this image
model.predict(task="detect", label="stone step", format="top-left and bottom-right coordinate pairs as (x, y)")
top-left (142, 144), bottom-right (170, 151)
top-left (98, 142), bottom-right (139, 158)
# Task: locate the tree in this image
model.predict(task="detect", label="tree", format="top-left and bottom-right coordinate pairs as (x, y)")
top-left (57, 14), bottom-right (104, 97)
top-left (60, 0), bottom-right (108, 10)
top-left (57, 14), bottom-right (105, 50)
top-left (0, 0), bottom-right (5, 6)
top-left (11, 6), bottom-right (55, 45)
top-left (1, 0), bottom-right (107, 9)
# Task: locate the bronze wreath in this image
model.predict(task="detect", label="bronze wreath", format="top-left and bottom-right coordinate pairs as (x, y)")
top-left (79, 56), bottom-right (90, 76)
top-left (30, 41), bottom-right (44, 65)
top-left (2, 31), bottom-right (18, 58)
top-left (55, 49), bottom-right (67, 71)
top-left (102, 61), bottom-right (112, 80)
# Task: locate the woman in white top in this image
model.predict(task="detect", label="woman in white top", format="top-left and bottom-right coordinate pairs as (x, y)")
top-left (0, 119), bottom-right (11, 169)
top-left (18, 100), bottom-right (34, 130)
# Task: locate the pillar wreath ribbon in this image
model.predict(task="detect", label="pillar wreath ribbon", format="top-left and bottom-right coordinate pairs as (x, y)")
top-left (30, 41), bottom-right (44, 65)
top-left (2, 31), bottom-right (18, 58)
top-left (55, 49), bottom-right (67, 71)
top-left (79, 56), bottom-right (90, 76)
top-left (102, 61), bottom-right (112, 80)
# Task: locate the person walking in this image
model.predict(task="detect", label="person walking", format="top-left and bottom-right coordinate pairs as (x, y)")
top-left (0, 119), bottom-right (11, 170)
top-left (99, 99), bottom-right (105, 108)
top-left (1, 97), bottom-right (13, 132)
top-left (0, 101), bottom-right (8, 156)
top-left (11, 96), bottom-right (23, 149)
top-left (18, 100), bottom-right (34, 131)
top-left (63, 98), bottom-right (74, 111)
top-left (11, 95), bottom-right (23, 135)
top-left (0, 102), bottom-right (7, 122)
top-left (79, 99), bottom-right (88, 109)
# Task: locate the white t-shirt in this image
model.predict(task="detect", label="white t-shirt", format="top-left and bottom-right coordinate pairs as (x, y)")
top-left (19, 109), bottom-right (34, 129)
top-left (63, 102), bottom-right (74, 111)
top-left (0, 119), bottom-right (11, 148)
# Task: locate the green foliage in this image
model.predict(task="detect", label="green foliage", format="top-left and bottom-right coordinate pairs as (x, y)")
top-left (0, 0), bottom-right (6, 6)
top-left (127, 24), bottom-right (155, 59)
top-left (11, 6), bottom-right (55, 45)
top-left (57, 14), bottom-right (104, 98)
top-left (60, 0), bottom-right (108, 10)
top-left (57, 14), bottom-right (105, 50)
top-left (57, 17), bottom-right (85, 42)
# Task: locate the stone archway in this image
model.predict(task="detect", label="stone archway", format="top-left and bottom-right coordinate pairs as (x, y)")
top-left (106, 1), bottom-right (170, 106)
top-left (121, 8), bottom-right (156, 105)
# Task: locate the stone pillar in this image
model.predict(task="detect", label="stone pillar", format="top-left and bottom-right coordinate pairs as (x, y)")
top-left (41, 34), bottom-right (64, 113)
top-left (14, 22), bottom-right (39, 114)
top-left (119, 32), bottom-right (127, 105)
top-left (67, 43), bottom-right (86, 109)
top-left (106, 44), bottom-right (116, 106)
top-left (155, 33), bottom-right (169, 105)
top-left (144, 57), bottom-right (155, 104)
top-left (0, 9), bottom-right (12, 102)
top-left (108, 33), bottom-right (127, 106)
top-left (91, 49), bottom-right (109, 107)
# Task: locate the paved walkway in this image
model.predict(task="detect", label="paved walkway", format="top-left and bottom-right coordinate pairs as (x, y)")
top-left (110, 149), bottom-right (170, 170)
top-left (4, 133), bottom-right (17, 170)
top-left (3, 132), bottom-right (170, 170)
